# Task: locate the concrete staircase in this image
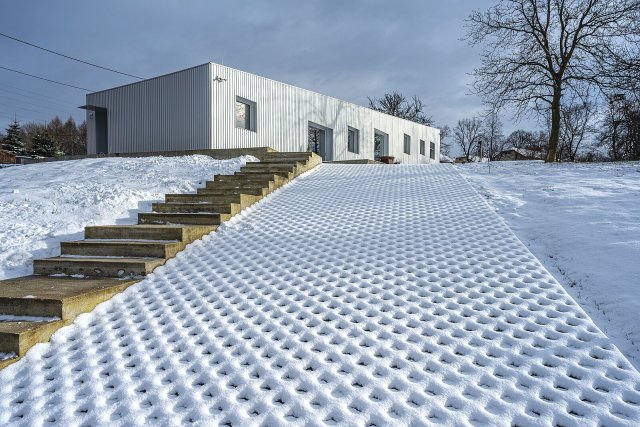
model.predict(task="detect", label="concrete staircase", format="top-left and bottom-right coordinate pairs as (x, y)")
top-left (0, 151), bottom-right (321, 369)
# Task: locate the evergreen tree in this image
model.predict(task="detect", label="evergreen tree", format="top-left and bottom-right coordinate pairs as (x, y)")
top-left (2, 119), bottom-right (26, 156)
top-left (30, 132), bottom-right (62, 158)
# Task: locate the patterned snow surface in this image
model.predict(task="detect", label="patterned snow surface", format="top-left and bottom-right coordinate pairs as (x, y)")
top-left (1, 164), bottom-right (639, 426)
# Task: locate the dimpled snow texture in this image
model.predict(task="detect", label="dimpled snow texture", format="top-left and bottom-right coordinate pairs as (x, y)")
top-left (1, 164), bottom-right (639, 426)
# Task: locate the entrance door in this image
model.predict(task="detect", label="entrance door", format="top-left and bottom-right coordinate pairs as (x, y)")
top-left (374, 129), bottom-right (389, 160)
top-left (95, 108), bottom-right (108, 154)
top-left (308, 122), bottom-right (333, 161)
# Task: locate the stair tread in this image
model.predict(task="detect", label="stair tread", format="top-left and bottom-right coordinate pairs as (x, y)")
top-left (0, 320), bottom-right (64, 334)
top-left (65, 239), bottom-right (180, 245)
top-left (37, 256), bottom-right (164, 263)
top-left (141, 212), bottom-right (224, 216)
top-left (0, 275), bottom-right (137, 301)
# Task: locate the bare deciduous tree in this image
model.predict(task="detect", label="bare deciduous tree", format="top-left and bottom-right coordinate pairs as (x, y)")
top-left (466, 0), bottom-right (640, 162)
top-left (482, 109), bottom-right (505, 160)
top-left (368, 92), bottom-right (434, 126)
top-left (598, 94), bottom-right (640, 160)
top-left (454, 118), bottom-right (483, 160)
top-left (559, 101), bottom-right (594, 161)
top-left (438, 125), bottom-right (452, 156)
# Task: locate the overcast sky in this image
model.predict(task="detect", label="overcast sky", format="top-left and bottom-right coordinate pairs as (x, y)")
top-left (1, 0), bottom-right (531, 137)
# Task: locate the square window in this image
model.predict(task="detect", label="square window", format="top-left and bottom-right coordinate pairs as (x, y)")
top-left (404, 134), bottom-right (411, 155)
top-left (430, 141), bottom-right (436, 159)
top-left (235, 97), bottom-right (256, 131)
top-left (420, 140), bottom-right (426, 156)
top-left (347, 127), bottom-right (359, 154)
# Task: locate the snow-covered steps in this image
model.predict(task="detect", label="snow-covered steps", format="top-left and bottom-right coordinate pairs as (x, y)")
top-left (0, 276), bottom-right (137, 369)
top-left (33, 151), bottom-right (320, 278)
top-left (0, 151), bottom-right (321, 370)
top-left (33, 256), bottom-right (167, 277)
top-left (84, 224), bottom-right (217, 241)
top-left (138, 212), bottom-right (231, 226)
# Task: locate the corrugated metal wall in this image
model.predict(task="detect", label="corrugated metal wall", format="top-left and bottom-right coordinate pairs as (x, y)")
top-left (85, 62), bottom-right (439, 163)
top-left (86, 64), bottom-right (211, 154)
top-left (210, 63), bottom-right (439, 163)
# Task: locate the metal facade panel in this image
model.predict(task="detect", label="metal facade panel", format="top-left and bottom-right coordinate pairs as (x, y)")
top-left (85, 64), bottom-right (211, 154)
top-left (210, 63), bottom-right (440, 163)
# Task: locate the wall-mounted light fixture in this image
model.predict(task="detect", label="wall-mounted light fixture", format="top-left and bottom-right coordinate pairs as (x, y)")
top-left (213, 76), bottom-right (227, 82)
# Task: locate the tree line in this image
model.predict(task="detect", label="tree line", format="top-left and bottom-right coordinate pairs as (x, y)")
top-left (1, 117), bottom-right (87, 158)
top-left (464, 0), bottom-right (640, 163)
top-left (442, 91), bottom-right (640, 162)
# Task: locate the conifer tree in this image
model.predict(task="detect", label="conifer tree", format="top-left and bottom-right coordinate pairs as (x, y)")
top-left (30, 132), bottom-right (62, 158)
top-left (2, 119), bottom-right (26, 156)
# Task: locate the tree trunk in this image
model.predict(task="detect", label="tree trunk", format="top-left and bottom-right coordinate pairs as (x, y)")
top-left (546, 88), bottom-right (562, 163)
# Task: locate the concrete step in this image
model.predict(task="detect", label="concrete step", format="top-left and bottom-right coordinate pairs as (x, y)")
top-left (238, 169), bottom-right (294, 179)
top-left (204, 180), bottom-right (274, 191)
top-left (164, 193), bottom-right (260, 206)
top-left (61, 239), bottom-right (185, 258)
top-left (0, 276), bottom-right (137, 319)
top-left (0, 320), bottom-right (67, 358)
top-left (214, 173), bottom-right (283, 183)
top-left (33, 256), bottom-right (165, 278)
top-left (0, 275), bottom-right (139, 368)
top-left (151, 202), bottom-right (240, 215)
top-left (84, 224), bottom-right (216, 242)
top-left (197, 187), bottom-right (270, 197)
top-left (138, 212), bottom-right (230, 226)
top-left (263, 152), bottom-right (314, 159)
top-left (243, 162), bottom-right (298, 170)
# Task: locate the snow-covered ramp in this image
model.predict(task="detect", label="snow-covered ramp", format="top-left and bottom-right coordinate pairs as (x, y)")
top-left (0, 164), bottom-right (638, 426)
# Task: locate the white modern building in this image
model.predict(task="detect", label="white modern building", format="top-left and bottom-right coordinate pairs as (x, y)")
top-left (83, 63), bottom-right (440, 163)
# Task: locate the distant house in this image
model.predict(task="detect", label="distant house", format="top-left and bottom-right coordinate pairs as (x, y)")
top-left (495, 147), bottom-right (544, 161)
top-left (453, 155), bottom-right (489, 164)
top-left (0, 150), bottom-right (16, 164)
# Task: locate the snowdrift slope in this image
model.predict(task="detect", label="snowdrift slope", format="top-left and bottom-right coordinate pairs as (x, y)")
top-left (0, 155), bottom-right (254, 280)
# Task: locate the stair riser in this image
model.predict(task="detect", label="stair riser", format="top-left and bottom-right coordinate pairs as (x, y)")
top-left (152, 202), bottom-right (239, 215)
top-left (242, 164), bottom-right (298, 172)
top-left (33, 260), bottom-right (162, 278)
top-left (138, 213), bottom-right (229, 226)
top-left (0, 320), bottom-right (67, 356)
top-left (0, 298), bottom-right (62, 318)
top-left (239, 169), bottom-right (294, 178)
top-left (85, 226), bottom-right (185, 241)
top-left (164, 194), bottom-right (258, 206)
top-left (60, 242), bottom-right (184, 259)
top-left (0, 332), bottom-right (20, 355)
top-left (205, 181), bottom-right (274, 191)
top-left (214, 173), bottom-right (281, 182)
top-left (197, 187), bottom-right (270, 197)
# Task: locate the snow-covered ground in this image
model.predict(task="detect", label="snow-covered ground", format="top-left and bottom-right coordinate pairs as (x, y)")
top-left (1, 164), bottom-right (638, 426)
top-left (0, 155), bottom-right (255, 280)
top-left (458, 161), bottom-right (640, 370)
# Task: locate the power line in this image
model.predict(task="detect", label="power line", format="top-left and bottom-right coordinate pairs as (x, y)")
top-left (0, 88), bottom-right (80, 110)
top-left (0, 31), bottom-right (144, 80)
top-left (0, 82), bottom-right (81, 108)
top-left (0, 66), bottom-right (93, 91)
top-left (0, 94), bottom-right (79, 117)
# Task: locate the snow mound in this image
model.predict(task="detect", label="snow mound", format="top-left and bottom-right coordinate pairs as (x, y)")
top-left (0, 155), bottom-right (255, 279)
top-left (0, 164), bottom-right (638, 426)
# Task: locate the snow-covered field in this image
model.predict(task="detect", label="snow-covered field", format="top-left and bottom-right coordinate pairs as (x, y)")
top-left (458, 161), bottom-right (640, 370)
top-left (0, 155), bottom-right (255, 280)
top-left (1, 164), bottom-right (638, 426)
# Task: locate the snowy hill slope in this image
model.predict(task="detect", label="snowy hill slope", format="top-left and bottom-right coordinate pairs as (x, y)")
top-left (0, 164), bottom-right (638, 426)
top-left (0, 155), bottom-right (255, 280)
top-left (458, 161), bottom-right (640, 370)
